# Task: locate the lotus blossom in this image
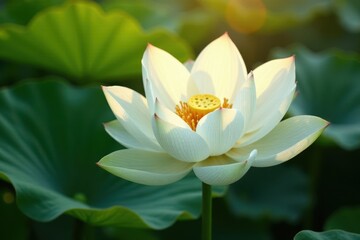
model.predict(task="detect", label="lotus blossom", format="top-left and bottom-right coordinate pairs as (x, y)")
top-left (98, 34), bottom-right (328, 186)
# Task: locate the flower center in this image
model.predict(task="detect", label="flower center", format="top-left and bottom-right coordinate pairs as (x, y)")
top-left (175, 94), bottom-right (232, 131)
top-left (188, 94), bottom-right (221, 115)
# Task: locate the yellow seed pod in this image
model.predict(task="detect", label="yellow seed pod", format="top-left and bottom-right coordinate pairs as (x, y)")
top-left (188, 94), bottom-right (221, 115)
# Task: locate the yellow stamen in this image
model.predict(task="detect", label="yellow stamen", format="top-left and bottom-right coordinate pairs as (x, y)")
top-left (222, 98), bottom-right (233, 109)
top-left (175, 94), bottom-right (232, 131)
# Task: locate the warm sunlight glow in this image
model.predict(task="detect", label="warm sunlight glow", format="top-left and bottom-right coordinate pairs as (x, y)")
top-left (225, 0), bottom-right (267, 34)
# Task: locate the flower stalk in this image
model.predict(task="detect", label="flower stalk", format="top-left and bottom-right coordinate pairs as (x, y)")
top-left (202, 182), bottom-right (212, 240)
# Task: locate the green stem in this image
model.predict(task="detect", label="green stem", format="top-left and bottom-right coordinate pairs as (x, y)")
top-left (202, 182), bottom-right (212, 240)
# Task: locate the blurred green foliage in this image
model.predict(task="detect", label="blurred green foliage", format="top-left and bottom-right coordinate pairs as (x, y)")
top-left (294, 229), bottom-right (360, 240)
top-left (0, 0), bottom-right (359, 239)
top-left (227, 165), bottom-right (309, 223)
top-left (273, 46), bottom-right (360, 150)
top-left (325, 206), bottom-right (360, 233)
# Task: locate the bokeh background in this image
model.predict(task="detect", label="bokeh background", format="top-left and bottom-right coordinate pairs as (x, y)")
top-left (0, 0), bottom-right (359, 239)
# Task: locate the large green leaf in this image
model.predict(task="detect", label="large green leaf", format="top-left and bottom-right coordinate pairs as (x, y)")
top-left (227, 165), bottom-right (309, 222)
top-left (294, 230), bottom-right (360, 240)
top-left (325, 206), bottom-right (360, 233)
top-left (273, 46), bottom-right (360, 150)
top-left (0, 78), bottom-right (214, 229)
top-left (0, 2), bottom-right (192, 82)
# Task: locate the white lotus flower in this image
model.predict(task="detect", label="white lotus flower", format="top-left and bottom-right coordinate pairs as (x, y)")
top-left (98, 34), bottom-right (328, 186)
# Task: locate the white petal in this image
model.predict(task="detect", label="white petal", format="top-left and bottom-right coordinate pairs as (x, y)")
top-left (254, 56), bottom-right (296, 98)
top-left (152, 114), bottom-right (210, 162)
top-left (228, 116), bottom-right (328, 167)
top-left (237, 88), bottom-right (295, 147)
top-left (154, 98), bottom-right (190, 129)
top-left (142, 44), bottom-right (196, 109)
top-left (193, 150), bottom-right (257, 186)
top-left (190, 33), bottom-right (247, 101)
top-left (102, 86), bottom-right (160, 150)
top-left (196, 108), bottom-right (244, 156)
top-left (98, 149), bottom-right (194, 186)
top-left (142, 64), bottom-right (156, 114)
top-left (249, 56), bottom-right (296, 132)
top-left (104, 120), bottom-right (161, 151)
top-left (232, 72), bottom-right (256, 129)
